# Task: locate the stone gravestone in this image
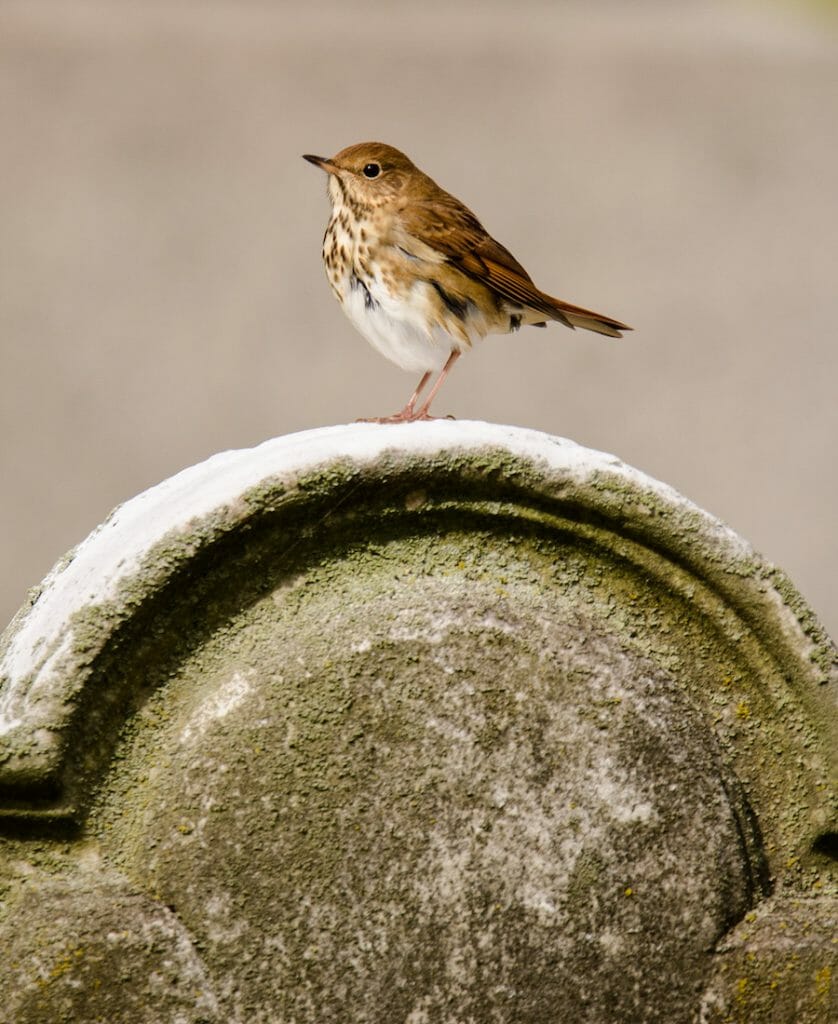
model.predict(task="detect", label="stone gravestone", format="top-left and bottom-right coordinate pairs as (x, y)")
top-left (0, 422), bottom-right (835, 1024)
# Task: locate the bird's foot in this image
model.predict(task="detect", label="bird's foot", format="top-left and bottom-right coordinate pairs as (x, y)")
top-left (355, 412), bottom-right (411, 424)
top-left (356, 408), bottom-right (455, 424)
top-left (406, 411), bottom-right (456, 422)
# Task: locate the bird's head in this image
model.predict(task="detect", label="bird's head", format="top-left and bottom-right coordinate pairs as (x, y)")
top-left (303, 142), bottom-right (428, 212)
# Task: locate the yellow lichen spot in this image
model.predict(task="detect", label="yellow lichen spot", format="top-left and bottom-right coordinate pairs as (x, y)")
top-left (722, 675), bottom-right (733, 685)
top-left (456, 560), bottom-right (467, 570)
top-left (624, 887), bottom-right (634, 897)
top-left (49, 955), bottom-right (74, 980)
top-left (786, 856), bottom-right (799, 870)
top-left (815, 964), bottom-right (831, 1002)
top-left (744, 911), bottom-right (757, 923)
top-left (736, 701), bottom-right (751, 720)
top-left (736, 976), bottom-right (749, 1003)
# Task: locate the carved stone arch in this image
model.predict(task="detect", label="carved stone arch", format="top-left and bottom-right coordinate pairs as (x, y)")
top-left (1, 423), bottom-right (835, 1023)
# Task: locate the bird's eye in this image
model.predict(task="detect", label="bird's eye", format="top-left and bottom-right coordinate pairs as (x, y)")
top-left (362, 163), bottom-right (381, 178)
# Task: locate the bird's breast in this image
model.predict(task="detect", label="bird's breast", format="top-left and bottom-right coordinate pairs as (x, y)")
top-left (320, 202), bottom-right (514, 373)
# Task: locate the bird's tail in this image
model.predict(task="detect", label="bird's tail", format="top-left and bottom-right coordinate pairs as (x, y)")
top-left (542, 293), bottom-right (631, 338)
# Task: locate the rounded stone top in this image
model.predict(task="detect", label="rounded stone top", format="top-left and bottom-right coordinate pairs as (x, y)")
top-left (0, 422), bottom-right (835, 1023)
top-left (0, 420), bottom-right (834, 856)
top-left (1, 421), bottom-right (835, 746)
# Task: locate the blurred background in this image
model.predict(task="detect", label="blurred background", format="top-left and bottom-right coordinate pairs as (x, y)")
top-left (1, 0), bottom-right (836, 638)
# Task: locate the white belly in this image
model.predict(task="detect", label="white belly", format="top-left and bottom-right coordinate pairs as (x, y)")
top-left (322, 193), bottom-right (496, 374)
top-left (339, 270), bottom-right (461, 374)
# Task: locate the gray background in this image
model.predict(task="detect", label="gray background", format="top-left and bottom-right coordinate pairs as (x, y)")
top-left (1, 0), bottom-right (836, 639)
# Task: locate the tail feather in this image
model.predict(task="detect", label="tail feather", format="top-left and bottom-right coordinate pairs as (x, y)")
top-left (563, 311), bottom-right (626, 338)
top-left (541, 292), bottom-right (631, 338)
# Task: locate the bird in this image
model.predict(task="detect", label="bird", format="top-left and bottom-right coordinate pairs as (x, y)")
top-left (303, 142), bottom-right (630, 422)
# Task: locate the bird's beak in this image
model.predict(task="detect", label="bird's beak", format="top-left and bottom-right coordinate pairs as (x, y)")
top-left (303, 153), bottom-right (338, 174)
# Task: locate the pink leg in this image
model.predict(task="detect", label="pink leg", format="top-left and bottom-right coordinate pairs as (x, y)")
top-left (357, 350), bottom-right (461, 424)
top-left (356, 370), bottom-right (432, 424)
top-left (411, 350), bottom-right (460, 420)
top-left (401, 370), bottom-right (433, 418)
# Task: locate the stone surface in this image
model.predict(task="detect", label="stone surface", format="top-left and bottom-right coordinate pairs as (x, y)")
top-left (1, 0), bottom-right (837, 651)
top-left (4, 877), bottom-right (220, 1023)
top-left (0, 423), bottom-right (835, 1022)
top-left (700, 895), bottom-right (838, 1023)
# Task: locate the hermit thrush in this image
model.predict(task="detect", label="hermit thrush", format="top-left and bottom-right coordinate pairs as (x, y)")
top-left (304, 142), bottom-right (629, 422)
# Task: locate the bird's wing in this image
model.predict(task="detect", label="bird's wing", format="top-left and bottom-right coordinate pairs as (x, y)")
top-left (401, 190), bottom-right (629, 337)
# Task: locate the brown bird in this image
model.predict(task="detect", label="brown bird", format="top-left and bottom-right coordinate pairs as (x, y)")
top-left (304, 142), bottom-right (630, 422)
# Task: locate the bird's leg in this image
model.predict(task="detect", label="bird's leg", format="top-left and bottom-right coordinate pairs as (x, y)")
top-left (399, 370), bottom-right (433, 419)
top-left (357, 350), bottom-right (459, 424)
top-left (357, 371), bottom-right (432, 424)
top-left (410, 350), bottom-right (460, 421)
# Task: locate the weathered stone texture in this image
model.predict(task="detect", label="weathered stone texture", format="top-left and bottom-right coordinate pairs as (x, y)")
top-left (0, 423), bottom-right (835, 1023)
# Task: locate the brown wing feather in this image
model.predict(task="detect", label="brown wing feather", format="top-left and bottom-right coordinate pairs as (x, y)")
top-left (402, 189), bottom-right (630, 338)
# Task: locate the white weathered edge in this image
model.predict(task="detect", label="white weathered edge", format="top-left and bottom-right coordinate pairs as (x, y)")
top-left (0, 421), bottom-right (753, 733)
